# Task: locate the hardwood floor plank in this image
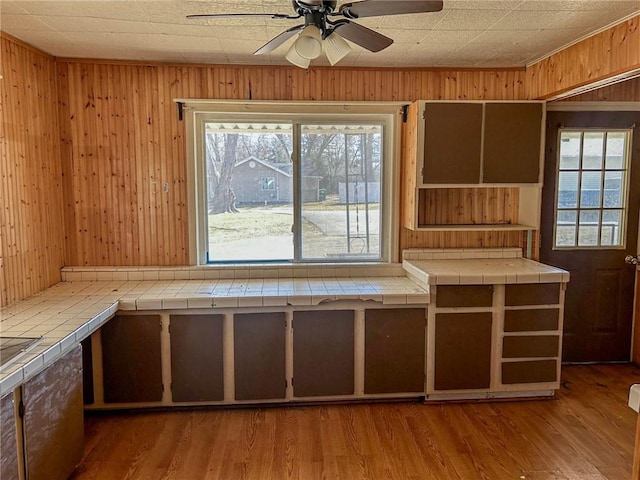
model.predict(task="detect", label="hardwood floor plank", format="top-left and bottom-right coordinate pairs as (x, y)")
top-left (70, 365), bottom-right (640, 480)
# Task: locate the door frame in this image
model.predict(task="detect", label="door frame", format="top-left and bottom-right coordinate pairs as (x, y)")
top-left (546, 101), bottom-right (640, 363)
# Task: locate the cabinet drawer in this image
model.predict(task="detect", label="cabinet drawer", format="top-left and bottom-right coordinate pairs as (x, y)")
top-left (502, 360), bottom-right (557, 384)
top-left (504, 309), bottom-right (559, 332)
top-left (505, 283), bottom-right (560, 306)
top-left (502, 335), bottom-right (559, 358)
top-left (436, 285), bottom-right (493, 308)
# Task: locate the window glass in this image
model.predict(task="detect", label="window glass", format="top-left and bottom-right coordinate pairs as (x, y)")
top-left (200, 117), bottom-right (388, 263)
top-left (205, 122), bottom-right (294, 262)
top-left (300, 124), bottom-right (382, 260)
top-left (554, 130), bottom-right (630, 249)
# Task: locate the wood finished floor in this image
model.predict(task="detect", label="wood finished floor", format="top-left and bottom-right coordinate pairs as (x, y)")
top-left (71, 364), bottom-right (640, 480)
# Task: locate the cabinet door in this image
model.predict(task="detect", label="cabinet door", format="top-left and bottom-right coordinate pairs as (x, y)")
top-left (423, 103), bottom-right (483, 184)
top-left (293, 310), bottom-right (354, 397)
top-left (364, 308), bottom-right (425, 394)
top-left (234, 313), bottom-right (286, 401)
top-left (23, 346), bottom-right (84, 480)
top-left (0, 393), bottom-right (19, 480)
top-left (483, 103), bottom-right (543, 184)
top-left (101, 314), bottom-right (163, 403)
top-left (170, 314), bottom-right (224, 402)
top-left (434, 313), bottom-right (492, 390)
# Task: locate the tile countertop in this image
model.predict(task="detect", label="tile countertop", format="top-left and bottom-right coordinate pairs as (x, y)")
top-left (402, 248), bottom-right (569, 286)
top-left (0, 275), bottom-right (429, 397)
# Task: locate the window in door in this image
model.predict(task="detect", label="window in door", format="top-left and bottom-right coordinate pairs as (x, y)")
top-left (554, 130), bottom-right (631, 248)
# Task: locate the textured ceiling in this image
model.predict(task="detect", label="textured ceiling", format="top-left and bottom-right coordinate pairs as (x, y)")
top-left (1, 1), bottom-right (639, 68)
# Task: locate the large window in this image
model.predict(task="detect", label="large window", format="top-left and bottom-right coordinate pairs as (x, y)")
top-left (554, 130), bottom-right (631, 248)
top-left (191, 106), bottom-right (397, 264)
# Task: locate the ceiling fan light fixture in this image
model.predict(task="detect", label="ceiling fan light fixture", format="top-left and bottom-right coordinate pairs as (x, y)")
top-left (285, 42), bottom-right (312, 68)
top-left (294, 25), bottom-right (323, 59)
top-left (324, 32), bottom-right (352, 65)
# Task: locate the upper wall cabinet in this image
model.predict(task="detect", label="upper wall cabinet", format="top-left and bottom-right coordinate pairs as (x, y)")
top-left (402, 100), bottom-right (545, 231)
top-left (414, 101), bottom-right (544, 186)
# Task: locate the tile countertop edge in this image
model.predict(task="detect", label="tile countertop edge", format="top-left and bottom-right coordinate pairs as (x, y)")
top-left (0, 279), bottom-right (430, 397)
top-left (630, 384), bottom-right (640, 413)
top-left (402, 258), bottom-right (570, 286)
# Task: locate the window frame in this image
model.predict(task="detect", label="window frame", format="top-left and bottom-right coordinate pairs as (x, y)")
top-left (182, 100), bottom-right (403, 265)
top-left (552, 128), bottom-right (632, 250)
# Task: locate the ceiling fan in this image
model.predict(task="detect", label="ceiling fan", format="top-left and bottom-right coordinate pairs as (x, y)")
top-left (187, 0), bottom-right (444, 68)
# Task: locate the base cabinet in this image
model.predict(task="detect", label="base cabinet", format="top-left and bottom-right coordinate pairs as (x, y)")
top-left (170, 314), bottom-right (224, 402)
top-left (364, 308), bottom-right (425, 394)
top-left (293, 310), bottom-right (354, 398)
top-left (234, 312), bottom-right (286, 401)
top-left (434, 313), bottom-right (492, 391)
top-left (0, 393), bottom-right (19, 480)
top-left (101, 314), bottom-right (163, 403)
top-left (22, 346), bottom-right (83, 480)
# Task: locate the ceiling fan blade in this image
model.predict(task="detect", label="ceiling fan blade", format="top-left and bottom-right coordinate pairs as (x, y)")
top-left (332, 21), bottom-right (392, 52)
top-left (254, 25), bottom-right (305, 55)
top-left (338, 0), bottom-right (443, 19)
top-left (186, 13), bottom-right (299, 20)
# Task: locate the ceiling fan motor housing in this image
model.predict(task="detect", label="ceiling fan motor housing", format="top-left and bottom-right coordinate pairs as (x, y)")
top-left (292, 0), bottom-right (338, 14)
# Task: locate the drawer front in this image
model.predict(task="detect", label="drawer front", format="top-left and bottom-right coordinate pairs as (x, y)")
top-left (504, 309), bottom-right (559, 332)
top-left (436, 285), bottom-right (493, 308)
top-left (502, 360), bottom-right (557, 384)
top-left (505, 283), bottom-right (560, 306)
top-left (502, 335), bottom-right (559, 358)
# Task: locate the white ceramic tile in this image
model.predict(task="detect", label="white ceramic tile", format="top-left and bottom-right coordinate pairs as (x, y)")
top-left (187, 297), bottom-right (213, 308)
top-left (118, 300), bottom-right (137, 310)
top-left (136, 298), bottom-right (163, 310)
top-left (262, 296), bottom-right (287, 307)
top-left (406, 293), bottom-right (430, 304)
top-left (23, 354), bottom-right (45, 378)
top-left (0, 368), bottom-right (24, 396)
top-left (516, 272), bottom-right (541, 283)
top-left (64, 272), bottom-right (83, 282)
top-left (287, 295), bottom-right (312, 306)
top-left (433, 274), bottom-right (460, 285)
top-left (212, 297), bottom-right (238, 308)
top-left (383, 294), bottom-right (407, 305)
top-left (238, 296), bottom-right (263, 307)
top-left (162, 298), bottom-right (188, 309)
top-left (483, 273), bottom-right (507, 285)
top-left (128, 271), bottom-right (144, 281)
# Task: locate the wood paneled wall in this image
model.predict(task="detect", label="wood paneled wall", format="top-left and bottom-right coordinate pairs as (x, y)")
top-left (56, 61), bottom-right (528, 266)
top-left (526, 15), bottom-right (640, 100)
top-left (0, 36), bottom-right (64, 307)
top-left (564, 75), bottom-right (640, 101)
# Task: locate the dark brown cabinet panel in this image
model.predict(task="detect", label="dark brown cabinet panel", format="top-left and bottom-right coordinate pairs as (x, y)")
top-left (170, 314), bottom-right (224, 402)
top-left (436, 285), bottom-right (493, 307)
top-left (505, 283), bottom-right (560, 306)
top-left (503, 335), bottom-right (560, 358)
top-left (423, 103), bottom-right (483, 184)
top-left (364, 308), bottom-right (426, 394)
top-left (502, 360), bottom-right (557, 384)
top-left (483, 103), bottom-right (543, 184)
top-left (293, 310), bottom-right (354, 397)
top-left (23, 346), bottom-right (83, 480)
top-left (101, 314), bottom-right (162, 403)
top-left (434, 313), bottom-right (492, 390)
top-left (0, 393), bottom-right (19, 480)
top-left (81, 336), bottom-right (94, 405)
top-left (234, 312), bottom-right (286, 401)
top-left (504, 309), bottom-right (559, 332)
